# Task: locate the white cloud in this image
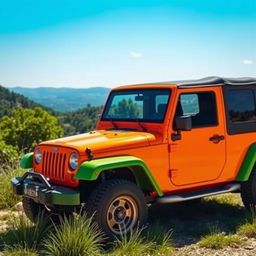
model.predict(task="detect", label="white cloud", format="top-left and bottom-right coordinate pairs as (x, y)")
top-left (130, 51), bottom-right (143, 58)
top-left (243, 59), bottom-right (254, 65)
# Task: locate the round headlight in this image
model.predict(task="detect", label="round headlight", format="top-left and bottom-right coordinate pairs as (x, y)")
top-left (69, 153), bottom-right (78, 170)
top-left (35, 149), bottom-right (42, 164)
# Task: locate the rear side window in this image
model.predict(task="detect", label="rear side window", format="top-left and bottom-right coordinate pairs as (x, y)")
top-left (227, 89), bottom-right (256, 123)
top-left (223, 87), bottom-right (256, 134)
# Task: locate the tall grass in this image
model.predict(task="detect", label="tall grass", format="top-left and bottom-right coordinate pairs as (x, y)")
top-left (2, 213), bottom-right (50, 251)
top-left (110, 227), bottom-right (153, 256)
top-left (110, 225), bottom-right (174, 256)
top-left (199, 229), bottom-right (245, 249)
top-left (2, 213), bottom-right (175, 256)
top-left (3, 245), bottom-right (38, 256)
top-left (43, 214), bottom-right (104, 256)
top-left (0, 168), bottom-right (25, 209)
top-left (237, 217), bottom-right (256, 238)
top-left (146, 224), bottom-right (174, 256)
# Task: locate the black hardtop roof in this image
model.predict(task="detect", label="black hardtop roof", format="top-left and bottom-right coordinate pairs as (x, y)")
top-left (134, 76), bottom-right (256, 88)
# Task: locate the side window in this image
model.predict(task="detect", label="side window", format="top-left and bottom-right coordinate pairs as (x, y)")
top-left (227, 89), bottom-right (256, 123)
top-left (175, 91), bottom-right (218, 128)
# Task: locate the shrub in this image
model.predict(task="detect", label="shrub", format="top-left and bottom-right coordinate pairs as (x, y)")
top-left (0, 168), bottom-right (25, 209)
top-left (3, 245), bottom-right (38, 256)
top-left (110, 227), bottom-right (153, 256)
top-left (146, 224), bottom-right (174, 256)
top-left (0, 140), bottom-right (19, 171)
top-left (2, 213), bottom-right (50, 251)
top-left (43, 214), bottom-right (104, 256)
top-left (0, 107), bottom-right (63, 153)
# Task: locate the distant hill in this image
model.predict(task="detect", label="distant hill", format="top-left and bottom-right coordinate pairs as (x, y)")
top-left (0, 85), bottom-right (102, 135)
top-left (9, 87), bottom-right (110, 112)
top-left (0, 85), bottom-right (54, 118)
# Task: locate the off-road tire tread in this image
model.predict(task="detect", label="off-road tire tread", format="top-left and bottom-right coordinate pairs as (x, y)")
top-left (22, 197), bottom-right (68, 223)
top-left (86, 179), bottom-right (131, 213)
top-left (22, 197), bottom-right (41, 223)
top-left (241, 165), bottom-right (256, 210)
top-left (85, 179), bottom-right (148, 238)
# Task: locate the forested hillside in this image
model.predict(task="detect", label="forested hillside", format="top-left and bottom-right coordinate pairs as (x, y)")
top-left (1, 85), bottom-right (103, 135)
top-left (0, 86), bottom-right (103, 168)
top-left (0, 85), bottom-right (44, 117)
top-left (58, 105), bottom-right (103, 135)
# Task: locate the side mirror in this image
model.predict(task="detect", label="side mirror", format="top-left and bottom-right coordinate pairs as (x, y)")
top-left (175, 115), bottom-right (192, 131)
top-left (172, 116), bottom-right (192, 141)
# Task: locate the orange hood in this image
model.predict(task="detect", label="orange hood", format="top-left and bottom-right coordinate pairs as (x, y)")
top-left (40, 130), bottom-right (159, 155)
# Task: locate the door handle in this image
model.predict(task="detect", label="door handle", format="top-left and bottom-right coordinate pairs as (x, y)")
top-left (209, 135), bottom-right (225, 142)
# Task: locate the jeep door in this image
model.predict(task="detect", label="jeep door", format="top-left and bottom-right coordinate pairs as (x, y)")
top-left (169, 87), bottom-right (226, 186)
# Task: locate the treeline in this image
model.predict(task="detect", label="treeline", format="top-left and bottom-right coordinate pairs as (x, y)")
top-left (0, 85), bottom-right (103, 168)
top-left (0, 85), bottom-right (53, 117)
top-left (0, 85), bottom-right (103, 136)
top-left (58, 105), bottom-right (103, 136)
top-left (0, 107), bottom-right (63, 169)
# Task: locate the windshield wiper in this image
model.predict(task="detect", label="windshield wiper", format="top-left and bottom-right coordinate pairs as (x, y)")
top-left (135, 119), bottom-right (147, 132)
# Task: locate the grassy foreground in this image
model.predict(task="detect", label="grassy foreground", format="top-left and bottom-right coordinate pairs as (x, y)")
top-left (0, 168), bottom-right (24, 210)
top-left (1, 213), bottom-right (174, 256)
top-left (0, 170), bottom-right (256, 255)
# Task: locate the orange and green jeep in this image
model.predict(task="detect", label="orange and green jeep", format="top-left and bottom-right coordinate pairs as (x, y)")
top-left (11, 76), bottom-right (256, 238)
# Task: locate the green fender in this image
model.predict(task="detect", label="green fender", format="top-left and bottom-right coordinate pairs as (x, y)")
top-left (75, 156), bottom-right (163, 196)
top-left (20, 152), bottom-right (33, 169)
top-left (236, 143), bottom-right (256, 182)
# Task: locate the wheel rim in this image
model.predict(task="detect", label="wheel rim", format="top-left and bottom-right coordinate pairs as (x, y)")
top-left (107, 195), bottom-right (138, 235)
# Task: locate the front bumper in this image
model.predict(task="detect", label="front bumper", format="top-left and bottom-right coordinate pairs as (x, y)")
top-left (11, 171), bottom-right (80, 206)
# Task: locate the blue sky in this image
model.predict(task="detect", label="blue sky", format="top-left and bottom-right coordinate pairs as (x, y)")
top-left (0, 0), bottom-right (255, 88)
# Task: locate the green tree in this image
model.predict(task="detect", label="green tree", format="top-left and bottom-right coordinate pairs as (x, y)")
top-left (0, 107), bottom-right (63, 152)
top-left (0, 140), bottom-right (19, 170)
top-left (0, 85), bottom-right (54, 118)
top-left (109, 99), bottom-right (141, 119)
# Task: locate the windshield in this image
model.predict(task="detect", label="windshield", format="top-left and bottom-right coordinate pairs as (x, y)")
top-left (102, 89), bottom-right (171, 123)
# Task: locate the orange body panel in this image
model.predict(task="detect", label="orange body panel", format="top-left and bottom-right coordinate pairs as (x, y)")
top-left (168, 87), bottom-right (226, 185)
top-left (220, 133), bottom-right (256, 181)
top-left (33, 82), bottom-right (256, 195)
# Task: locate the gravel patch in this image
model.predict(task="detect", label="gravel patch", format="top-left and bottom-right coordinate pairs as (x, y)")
top-left (174, 238), bottom-right (256, 256)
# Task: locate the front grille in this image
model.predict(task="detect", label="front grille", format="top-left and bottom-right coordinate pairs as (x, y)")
top-left (34, 145), bottom-right (79, 187)
top-left (42, 151), bottom-right (67, 181)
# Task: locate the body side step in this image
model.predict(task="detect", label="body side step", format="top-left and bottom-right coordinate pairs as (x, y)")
top-left (156, 183), bottom-right (241, 204)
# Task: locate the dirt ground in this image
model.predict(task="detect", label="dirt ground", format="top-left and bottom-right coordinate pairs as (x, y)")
top-left (148, 194), bottom-right (256, 256)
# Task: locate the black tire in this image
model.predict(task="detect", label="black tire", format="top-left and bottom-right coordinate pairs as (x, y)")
top-left (85, 179), bottom-right (148, 239)
top-left (241, 166), bottom-right (256, 211)
top-left (22, 197), bottom-right (45, 223)
top-left (22, 197), bottom-right (69, 223)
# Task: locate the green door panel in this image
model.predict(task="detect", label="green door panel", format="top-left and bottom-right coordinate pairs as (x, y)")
top-left (20, 152), bottom-right (34, 169)
top-left (75, 156), bottom-right (163, 196)
top-left (236, 143), bottom-right (256, 182)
